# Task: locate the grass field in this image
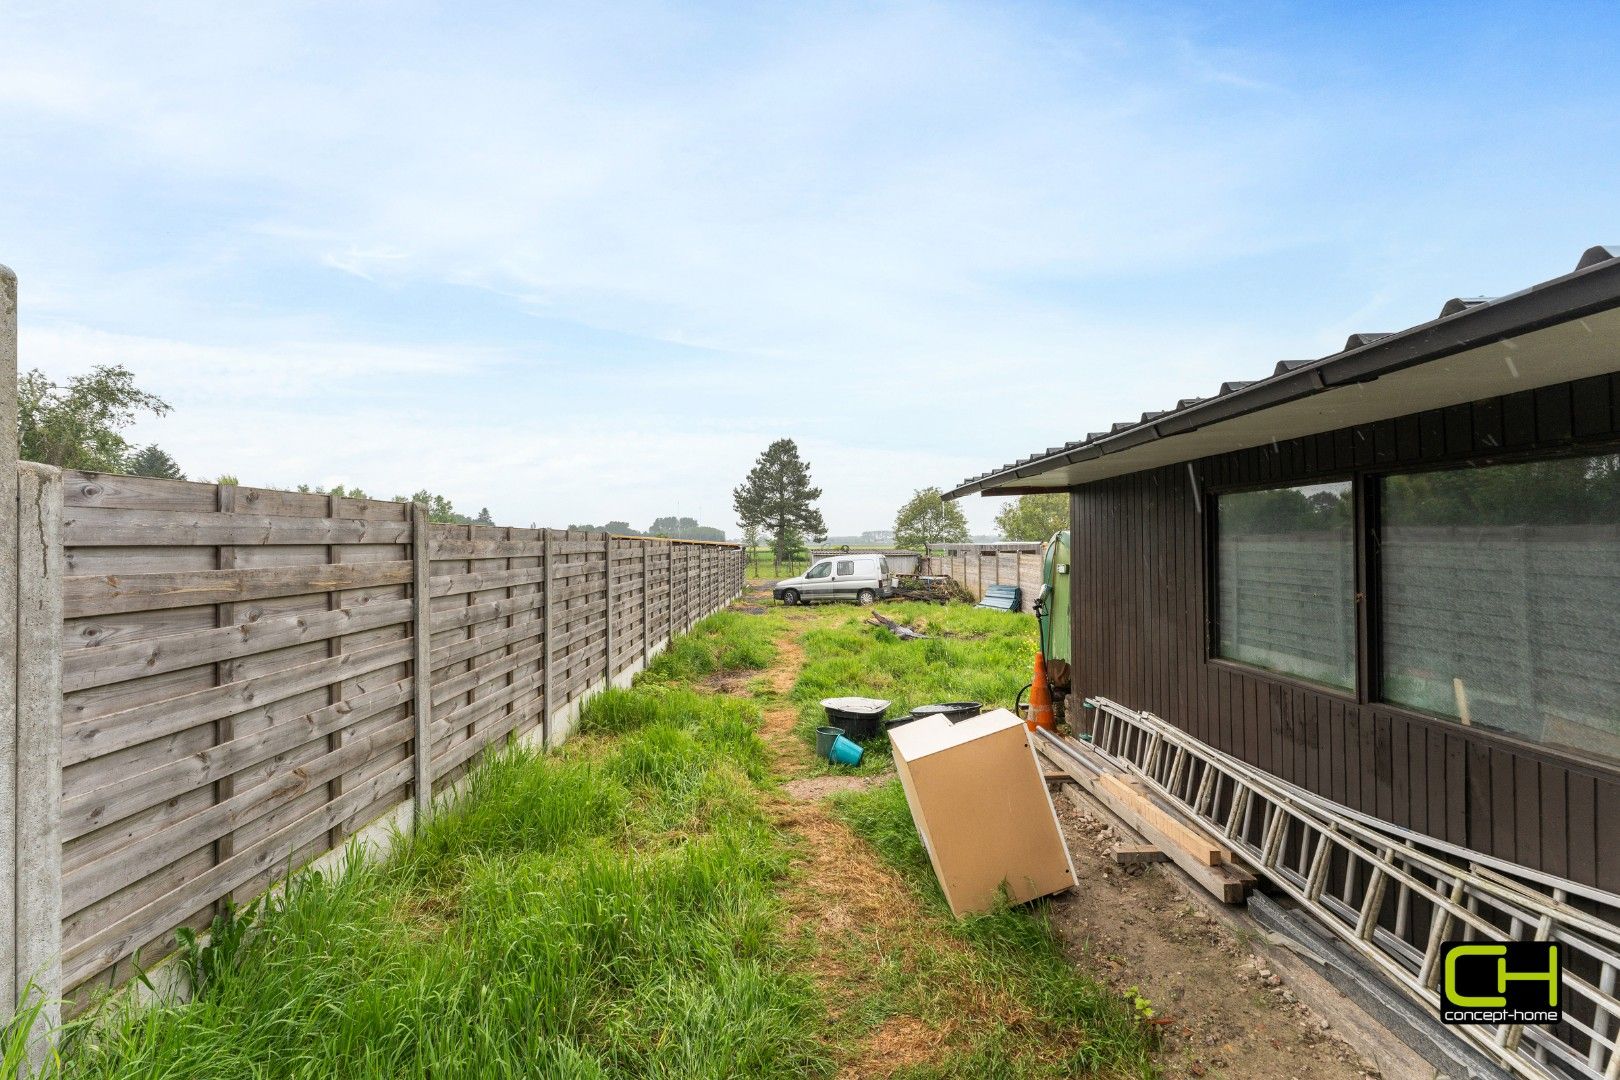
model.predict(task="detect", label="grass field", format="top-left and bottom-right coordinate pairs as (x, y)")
top-left (47, 599), bottom-right (1157, 1079)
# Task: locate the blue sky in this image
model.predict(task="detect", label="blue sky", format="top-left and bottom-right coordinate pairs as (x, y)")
top-left (2, 1), bottom-right (1616, 536)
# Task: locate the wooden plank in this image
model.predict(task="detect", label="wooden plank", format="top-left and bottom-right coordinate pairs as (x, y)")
top-left (64, 560), bottom-right (412, 617)
top-left (1113, 844), bottom-right (1168, 865)
top-left (62, 506), bottom-right (412, 547)
top-left (428, 564), bottom-right (547, 599)
top-left (63, 716), bottom-right (413, 916)
top-left (62, 636), bottom-right (413, 766)
top-left (60, 679), bottom-right (413, 843)
top-left (428, 537), bottom-right (549, 559)
top-left (1094, 774), bottom-right (1227, 866)
top-left (61, 596), bottom-right (414, 692)
top-left (1059, 783), bottom-right (1250, 904)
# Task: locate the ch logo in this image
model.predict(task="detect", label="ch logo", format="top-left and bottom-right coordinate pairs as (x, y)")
top-left (1440, 942), bottom-right (1561, 1025)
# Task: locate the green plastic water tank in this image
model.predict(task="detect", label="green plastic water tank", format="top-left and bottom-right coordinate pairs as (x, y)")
top-left (1039, 530), bottom-right (1071, 662)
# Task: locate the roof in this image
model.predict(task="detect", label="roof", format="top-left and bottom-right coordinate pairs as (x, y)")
top-left (946, 245), bottom-right (1620, 499)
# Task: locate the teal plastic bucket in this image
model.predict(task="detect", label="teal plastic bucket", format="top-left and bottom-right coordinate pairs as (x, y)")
top-left (829, 734), bottom-right (864, 766)
top-left (816, 726), bottom-right (844, 759)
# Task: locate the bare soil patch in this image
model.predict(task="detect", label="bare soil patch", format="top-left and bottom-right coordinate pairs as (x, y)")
top-left (782, 771), bottom-right (893, 801)
top-left (1047, 797), bottom-right (1378, 1080)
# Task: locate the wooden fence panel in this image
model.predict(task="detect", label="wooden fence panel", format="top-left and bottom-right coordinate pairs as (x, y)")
top-left (926, 549), bottom-right (1044, 607)
top-left (35, 474), bottom-right (742, 1002)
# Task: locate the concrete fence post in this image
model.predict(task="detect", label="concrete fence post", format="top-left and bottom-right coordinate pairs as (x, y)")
top-left (15, 463), bottom-right (62, 1066)
top-left (410, 504), bottom-right (433, 821)
top-left (1, 264), bottom-right (19, 1025)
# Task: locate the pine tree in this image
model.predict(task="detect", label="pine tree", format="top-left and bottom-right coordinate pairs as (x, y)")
top-left (732, 438), bottom-right (828, 575)
top-left (127, 444), bottom-right (185, 480)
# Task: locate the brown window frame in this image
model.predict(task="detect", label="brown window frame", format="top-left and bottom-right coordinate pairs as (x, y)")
top-left (1204, 475), bottom-right (1361, 700)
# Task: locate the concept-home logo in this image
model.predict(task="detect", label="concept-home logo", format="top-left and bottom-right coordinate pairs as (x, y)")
top-left (1440, 941), bottom-right (1561, 1026)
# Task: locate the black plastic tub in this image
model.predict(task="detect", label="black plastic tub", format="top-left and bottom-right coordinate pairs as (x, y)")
top-left (909, 701), bottom-right (982, 724)
top-left (820, 697), bottom-right (891, 741)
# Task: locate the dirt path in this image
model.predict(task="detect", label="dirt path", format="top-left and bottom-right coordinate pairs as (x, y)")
top-left (742, 608), bottom-right (1053, 1077)
top-left (731, 595), bottom-right (1384, 1079)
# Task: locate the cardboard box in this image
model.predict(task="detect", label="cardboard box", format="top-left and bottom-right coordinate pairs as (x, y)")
top-left (888, 708), bottom-right (1077, 916)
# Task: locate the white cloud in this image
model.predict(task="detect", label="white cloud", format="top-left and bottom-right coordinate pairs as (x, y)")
top-left (5, 3), bottom-right (1596, 539)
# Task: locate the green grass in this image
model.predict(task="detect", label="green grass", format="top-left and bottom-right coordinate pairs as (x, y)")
top-left (60, 612), bottom-right (818, 1080)
top-left (829, 780), bottom-right (1157, 1078)
top-left (745, 547), bottom-right (809, 580)
top-left (792, 601), bottom-right (1037, 771)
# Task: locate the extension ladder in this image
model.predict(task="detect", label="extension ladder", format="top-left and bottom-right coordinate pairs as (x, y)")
top-left (1050, 697), bottom-right (1620, 1080)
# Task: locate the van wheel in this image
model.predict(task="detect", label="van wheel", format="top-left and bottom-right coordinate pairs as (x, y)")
top-left (857, 589), bottom-right (876, 605)
top-left (781, 588), bottom-right (800, 606)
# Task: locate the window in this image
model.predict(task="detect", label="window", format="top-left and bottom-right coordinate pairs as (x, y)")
top-left (1216, 481), bottom-right (1355, 690)
top-left (805, 561), bottom-right (831, 579)
top-left (1380, 453), bottom-right (1620, 758)
top-left (836, 559), bottom-right (855, 576)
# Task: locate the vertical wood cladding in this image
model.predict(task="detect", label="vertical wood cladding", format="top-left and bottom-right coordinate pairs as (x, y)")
top-left (1069, 372), bottom-right (1620, 889)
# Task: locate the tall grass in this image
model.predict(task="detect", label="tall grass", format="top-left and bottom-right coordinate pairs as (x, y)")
top-left (640, 608), bottom-right (778, 684)
top-left (61, 612), bottom-right (822, 1080)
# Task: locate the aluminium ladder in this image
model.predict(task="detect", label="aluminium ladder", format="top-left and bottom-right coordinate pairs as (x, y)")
top-left (1039, 698), bottom-right (1620, 1080)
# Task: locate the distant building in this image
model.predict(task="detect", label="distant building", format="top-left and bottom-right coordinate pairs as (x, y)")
top-left (860, 529), bottom-right (895, 544)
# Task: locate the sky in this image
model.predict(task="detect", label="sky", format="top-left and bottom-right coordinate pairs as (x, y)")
top-left (2, 1), bottom-right (1617, 537)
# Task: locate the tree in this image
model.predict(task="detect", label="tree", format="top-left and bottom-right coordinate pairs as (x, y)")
top-left (127, 444), bottom-right (185, 480)
top-left (647, 515), bottom-right (724, 541)
top-left (474, 507), bottom-right (495, 526)
top-left (393, 489), bottom-right (469, 524)
top-left (995, 493), bottom-right (1068, 541)
top-left (893, 487), bottom-right (969, 552)
top-left (215, 474), bottom-right (239, 486)
top-left (18, 365), bottom-right (170, 470)
top-left (740, 521), bottom-right (762, 577)
top-left (732, 438), bottom-right (827, 574)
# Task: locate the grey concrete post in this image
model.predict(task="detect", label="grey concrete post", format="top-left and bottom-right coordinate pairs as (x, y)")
top-left (15, 463), bottom-right (62, 1067)
top-left (1, 264), bottom-right (19, 1022)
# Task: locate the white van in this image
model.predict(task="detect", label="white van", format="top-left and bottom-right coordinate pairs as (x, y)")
top-left (773, 554), bottom-right (897, 605)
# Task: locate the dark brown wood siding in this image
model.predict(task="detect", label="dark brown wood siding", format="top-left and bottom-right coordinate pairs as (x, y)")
top-left (1068, 372), bottom-right (1620, 890)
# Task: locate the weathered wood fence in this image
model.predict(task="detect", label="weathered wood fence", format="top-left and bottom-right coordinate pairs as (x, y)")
top-left (922, 545), bottom-right (1043, 607)
top-left (0, 272), bottom-right (745, 1024)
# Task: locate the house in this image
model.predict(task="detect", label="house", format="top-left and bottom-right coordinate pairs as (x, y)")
top-left (946, 245), bottom-right (1620, 893)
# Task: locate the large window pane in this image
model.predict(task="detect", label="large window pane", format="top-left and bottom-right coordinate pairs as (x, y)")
top-left (1381, 454), bottom-right (1620, 758)
top-left (1216, 481), bottom-right (1355, 689)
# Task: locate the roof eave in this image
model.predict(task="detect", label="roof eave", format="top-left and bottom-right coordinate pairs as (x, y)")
top-left (946, 252), bottom-right (1620, 500)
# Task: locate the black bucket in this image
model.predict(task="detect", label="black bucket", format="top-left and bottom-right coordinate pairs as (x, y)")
top-left (821, 698), bottom-right (890, 741)
top-left (909, 701), bottom-right (982, 724)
